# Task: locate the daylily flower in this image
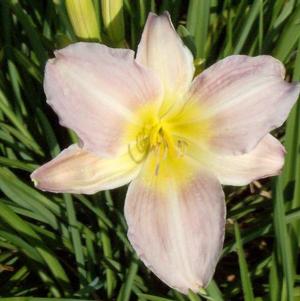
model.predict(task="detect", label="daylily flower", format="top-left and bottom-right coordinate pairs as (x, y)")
top-left (31, 12), bottom-right (300, 293)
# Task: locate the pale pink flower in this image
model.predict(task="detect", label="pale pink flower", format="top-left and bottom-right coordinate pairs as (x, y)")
top-left (31, 12), bottom-right (300, 293)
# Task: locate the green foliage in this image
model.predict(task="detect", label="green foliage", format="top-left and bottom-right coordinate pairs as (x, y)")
top-left (0, 0), bottom-right (299, 300)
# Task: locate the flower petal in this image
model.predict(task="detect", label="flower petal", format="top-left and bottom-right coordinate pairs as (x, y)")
top-left (203, 134), bottom-right (285, 186)
top-left (45, 42), bottom-right (162, 156)
top-left (136, 12), bottom-right (194, 99)
top-left (31, 144), bottom-right (141, 194)
top-left (189, 55), bottom-right (300, 155)
top-left (125, 163), bottom-right (225, 293)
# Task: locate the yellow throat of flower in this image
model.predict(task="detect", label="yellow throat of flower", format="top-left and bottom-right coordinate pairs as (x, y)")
top-left (125, 99), bottom-right (213, 186)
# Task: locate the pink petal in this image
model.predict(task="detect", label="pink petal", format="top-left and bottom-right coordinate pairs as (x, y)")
top-left (125, 167), bottom-right (225, 293)
top-left (45, 42), bottom-right (162, 156)
top-left (136, 12), bottom-right (194, 99)
top-left (189, 55), bottom-right (300, 155)
top-left (31, 144), bottom-right (141, 194)
top-left (205, 134), bottom-right (285, 186)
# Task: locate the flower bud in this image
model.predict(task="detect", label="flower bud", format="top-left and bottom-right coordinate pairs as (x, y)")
top-left (66, 0), bottom-right (101, 41)
top-left (101, 0), bottom-right (125, 46)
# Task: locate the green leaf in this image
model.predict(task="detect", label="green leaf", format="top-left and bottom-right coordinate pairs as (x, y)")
top-left (0, 201), bottom-right (70, 289)
top-left (234, 221), bottom-right (255, 301)
top-left (187, 0), bottom-right (210, 59)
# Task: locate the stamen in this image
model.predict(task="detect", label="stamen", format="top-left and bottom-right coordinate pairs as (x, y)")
top-left (154, 145), bottom-right (162, 176)
top-left (162, 139), bottom-right (169, 160)
top-left (136, 130), bottom-right (148, 153)
top-left (155, 163), bottom-right (160, 176)
top-left (129, 121), bottom-right (189, 174)
top-left (128, 143), bottom-right (148, 163)
top-left (176, 139), bottom-right (188, 157)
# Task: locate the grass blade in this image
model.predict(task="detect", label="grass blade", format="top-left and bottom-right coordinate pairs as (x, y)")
top-left (187, 0), bottom-right (210, 59)
top-left (234, 221), bottom-right (255, 301)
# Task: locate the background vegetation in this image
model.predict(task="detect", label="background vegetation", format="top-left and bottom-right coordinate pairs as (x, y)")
top-left (0, 0), bottom-right (300, 300)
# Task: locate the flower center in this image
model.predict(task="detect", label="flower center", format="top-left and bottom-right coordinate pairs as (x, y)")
top-left (125, 99), bottom-right (213, 181)
top-left (128, 119), bottom-right (189, 175)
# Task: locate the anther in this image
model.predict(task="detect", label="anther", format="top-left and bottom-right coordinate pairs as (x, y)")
top-left (176, 139), bottom-right (188, 157)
